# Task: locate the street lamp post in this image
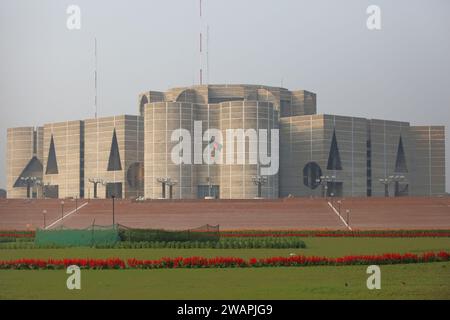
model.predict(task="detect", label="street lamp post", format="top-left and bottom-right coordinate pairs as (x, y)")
top-left (166, 180), bottom-right (178, 199)
top-left (21, 176), bottom-right (39, 199)
top-left (252, 176), bottom-right (268, 198)
top-left (379, 175), bottom-right (406, 197)
top-left (112, 195), bottom-right (115, 226)
top-left (316, 175), bottom-right (336, 199)
top-left (206, 177), bottom-right (212, 198)
top-left (60, 200), bottom-right (65, 222)
top-left (157, 177), bottom-right (176, 199)
top-left (346, 209), bottom-right (351, 225)
top-left (337, 200), bottom-right (342, 214)
top-left (42, 210), bottom-right (47, 229)
top-left (379, 178), bottom-right (389, 197)
top-left (88, 178), bottom-right (104, 199)
top-left (157, 177), bottom-right (167, 199)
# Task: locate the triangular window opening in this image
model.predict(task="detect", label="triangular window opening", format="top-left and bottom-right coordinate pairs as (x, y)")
top-left (45, 135), bottom-right (59, 175)
top-left (327, 129), bottom-right (343, 170)
top-left (13, 157), bottom-right (43, 187)
top-left (107, 129), bottom-right (122, 171)
top-left (394, 136), bottom-right (408, 173)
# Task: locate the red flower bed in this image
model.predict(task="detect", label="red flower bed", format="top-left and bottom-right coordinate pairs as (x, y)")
top-left (127, 256), bottom-right (248, 269)
top-left (128, 252), bottom-right (450, 269)
top-left (127, 252), bottom-right (450, 269)
top-left (0, 258), bottom-right (125, 270)
top-left (0, 252), bottom-right (448, 270)
top-left (0, 232), bottom-right (35, 238)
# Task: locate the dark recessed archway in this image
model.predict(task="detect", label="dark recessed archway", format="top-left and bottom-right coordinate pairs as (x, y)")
top-left (127, 162), bottom-right (144, 189)
top-left (139, 95), bottom-right (149, 116)
top-left (303, 162), bottom-right (322, 189)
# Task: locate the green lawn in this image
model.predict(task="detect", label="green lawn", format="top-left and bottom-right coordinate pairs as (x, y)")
top-left (0, 238), bottom-right (449, 299)
top-left (1, 263), bottom-right (449, 299)
top-left (0, 237), bottom-right (449, 260)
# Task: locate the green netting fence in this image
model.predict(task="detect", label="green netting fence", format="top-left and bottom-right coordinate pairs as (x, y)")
top-left (35, 225), bottom-right (120, 247)
top-left (34, 224), bottom-right (219, 247)
top-left (118, 224), bottom-right (220, 242)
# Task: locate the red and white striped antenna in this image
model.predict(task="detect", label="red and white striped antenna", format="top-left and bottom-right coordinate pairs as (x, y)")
top-left (94, 37), bottom-right (98, 118)
top-left (199, 0), bottom-right (203, 85)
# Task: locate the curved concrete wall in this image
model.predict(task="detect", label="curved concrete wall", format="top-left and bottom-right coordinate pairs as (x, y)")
top-left (144, 99), bottom-right (279, 199)
top-left (219, 101), bottom-right (279, 199)
top-left (144, 102), bottom-right (196, 199)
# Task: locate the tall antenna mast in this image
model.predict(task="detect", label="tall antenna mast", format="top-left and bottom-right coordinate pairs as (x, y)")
top-left (199, 0), bottom-right (203, 85)
top-left (94, 37), bottom-right (98, 118)
top-left (206, 24), bottom-right (209, 85)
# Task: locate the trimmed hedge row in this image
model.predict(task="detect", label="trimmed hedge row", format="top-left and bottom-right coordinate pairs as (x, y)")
top-left (0, 237), bottom-right (306, 249)
top-left (119, 229), bottom-right (219, 242)
top-left (109, 238), bottom-right (306, 249)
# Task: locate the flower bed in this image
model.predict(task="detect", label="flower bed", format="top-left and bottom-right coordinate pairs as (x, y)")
top-left (0, 231), bottom-right (35, 239)
top-left (0, 258), bottom-right (126, 270)
top-left (1, 252), bottom-right (448, 270)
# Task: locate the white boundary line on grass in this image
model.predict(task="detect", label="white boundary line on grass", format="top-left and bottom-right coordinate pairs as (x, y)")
top-left (328, 201), bottom-right (352, 231)
top-left (45, 202), bottom-right (89, 230)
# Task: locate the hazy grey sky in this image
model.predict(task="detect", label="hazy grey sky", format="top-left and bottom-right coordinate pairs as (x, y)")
top-left (1, 0), bottom-right (449, 191)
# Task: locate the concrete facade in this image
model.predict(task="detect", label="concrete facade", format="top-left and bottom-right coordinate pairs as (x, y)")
top-left (84, 115), bottom-right (144, 199)
top-left (42, 120), bottom-right (84, 199)
top-left (280, 115), bottom-right (446, 198)
top-left (6, 127), bottom-right (43, 199)
top-left (409, 126), bottom-right (446, 196)
top-left (280, 115), bottom-right (368, 198)
top-left (5, 84), bottom-right (446, 199)
top-left (368, 119), bottom-right (412, 197)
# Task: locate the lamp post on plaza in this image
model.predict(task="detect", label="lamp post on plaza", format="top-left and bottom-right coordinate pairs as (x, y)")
top-left (20, 176), bottom-right (39, 199)
top-left (157, 177), bottom-right (176, 199)
top-left (42, 209), bottom-right (47, 229)
top-left (60, 200), bottom-right (65, 223)
top-left (315, 175), bottom-right (336, 199)
top-left (252, 175), bottom-right (268, 199)
top-left (379, 175), bottom-right (405, 197)
top-left (88, 178), bottom-right (104, 199)
top-left (111, 195), bottom-right (115, 227)
top-left (166, 180), bottom-right (178, 200)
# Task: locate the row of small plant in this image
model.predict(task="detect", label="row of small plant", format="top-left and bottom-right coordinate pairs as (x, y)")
top-left (0, 231), bottom-right (35, 238)
top-left (108, 238), bottom-right (306, 249)
top-left (0, 237), bottom-right (34, 244)
top-left (118, 228), bottom-right (219, 243)
top-left (0, 237), bottom-right (306, 249)
top-left (1, 251), bottom-right (448, 270)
